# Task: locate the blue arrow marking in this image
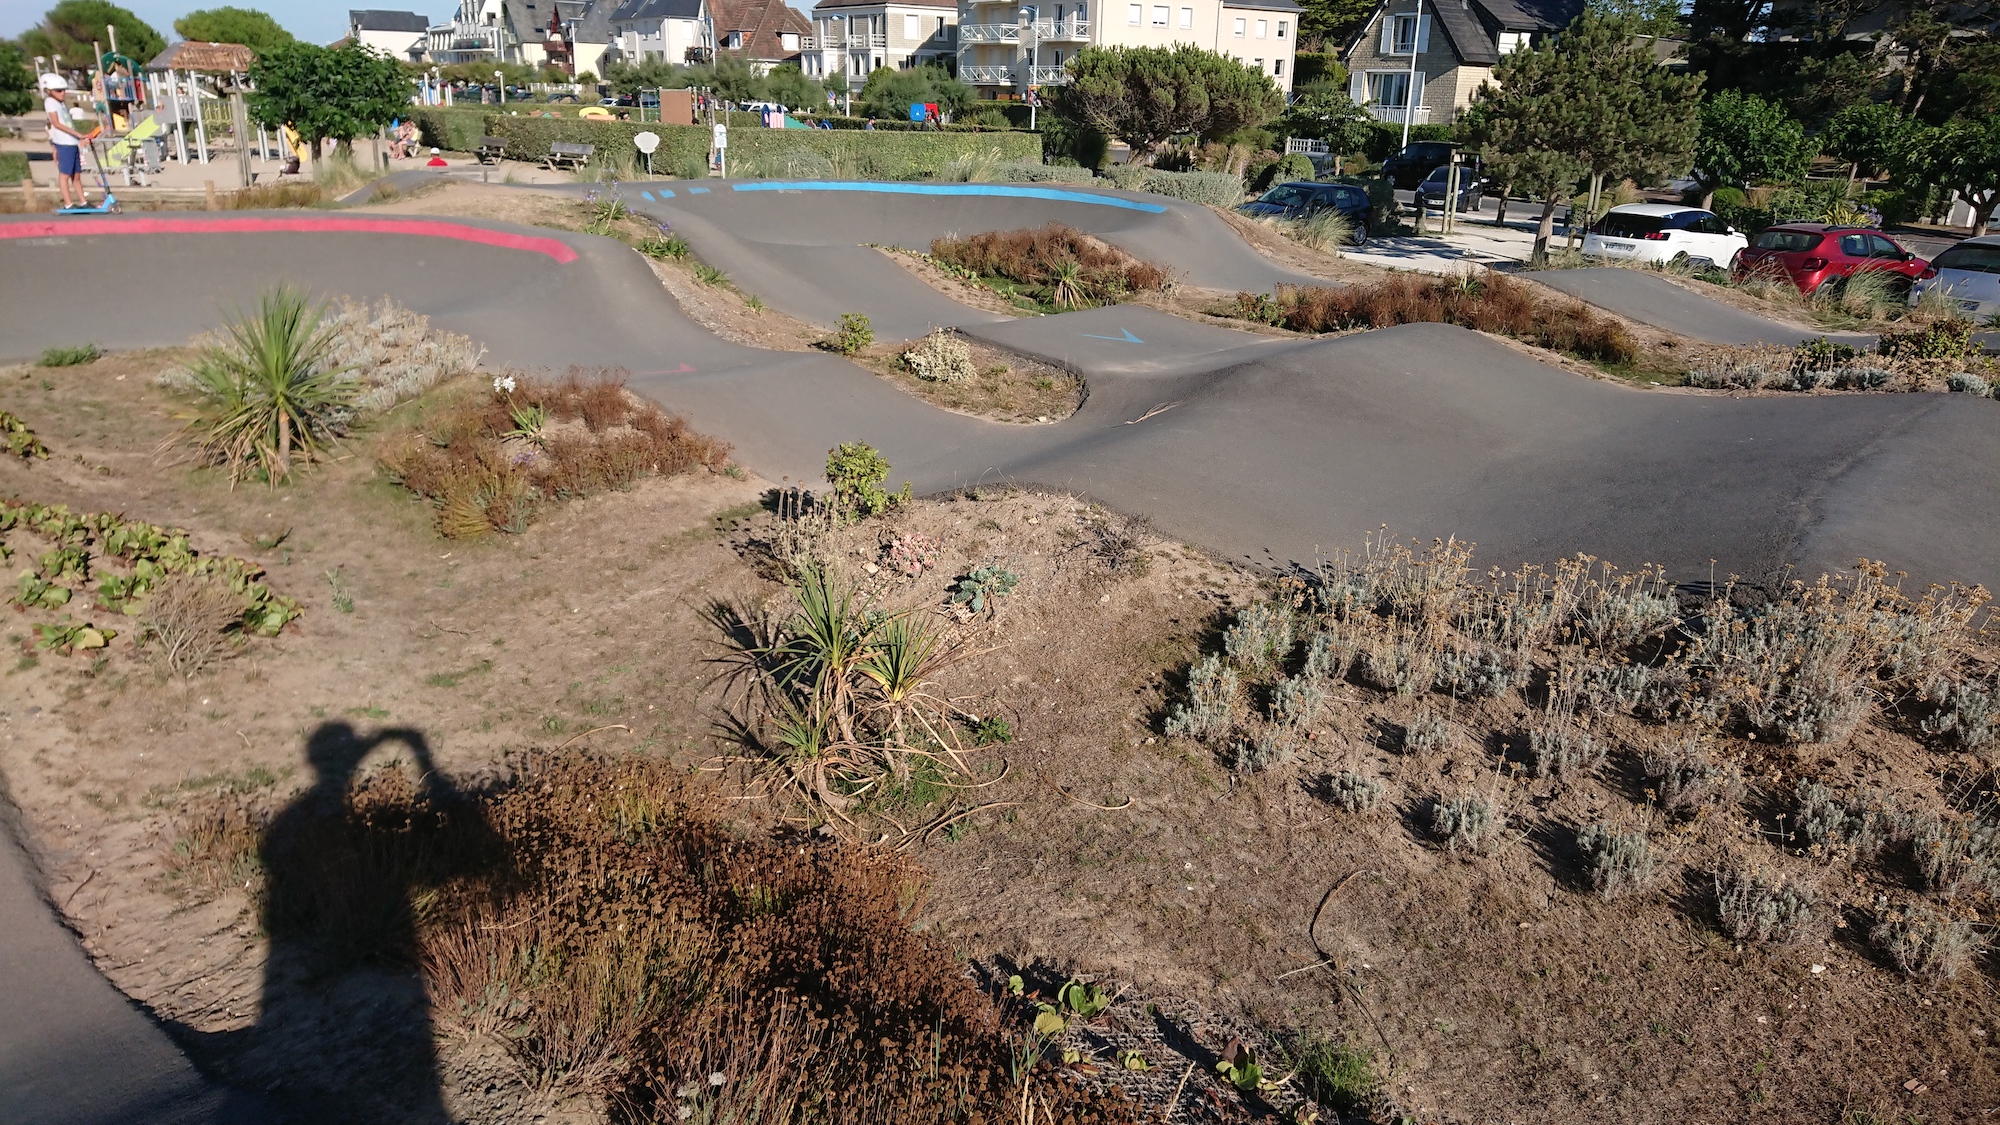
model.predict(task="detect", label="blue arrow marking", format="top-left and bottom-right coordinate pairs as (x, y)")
top-left (640, 190), bottom-right (656, 201)
top-left (1081, 328), bottom-right (1144, 344)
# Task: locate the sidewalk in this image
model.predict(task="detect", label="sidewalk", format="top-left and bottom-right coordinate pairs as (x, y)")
top-left (1346, 197), bottom-right (1572, 274)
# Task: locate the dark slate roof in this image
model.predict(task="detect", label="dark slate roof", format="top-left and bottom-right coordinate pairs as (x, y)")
top-left (566, 0), bottom-right (616, 42)
top-left (349, 9), bottom-right (431, 32)
top-left (1220, 0), bottom-right (1303, 10)
top-left (1433, 0), bottom-right (1497, 64)
top-left (610, 0), bottom-right (705, 20)
top-left (1471, 0), bottom-right (1585, 32)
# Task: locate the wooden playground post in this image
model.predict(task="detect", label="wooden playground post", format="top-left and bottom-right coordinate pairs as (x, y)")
top-left (21, 179), bottom-right (35, 210)
top-left (204, 179), bottom-right (217, 209)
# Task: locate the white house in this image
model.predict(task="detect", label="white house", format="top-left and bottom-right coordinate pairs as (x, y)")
top-left (350, 10), bottom-right (434, 60)
top-left (809, 0), bottom-right (957, 87)
top-left (955, 0), bottom-right (1297, 97)
top-left (607, 0), bottom-right (715, 64)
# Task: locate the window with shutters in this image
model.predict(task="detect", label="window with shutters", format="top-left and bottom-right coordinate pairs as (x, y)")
top-left (1179, 6), bottom-right (1192, 25)
top-left (1391, 13), bottom-right (1419, 52)
top-left (1233, 16), bottom-right (1245, 34)
top-left (1277, 19), bottom-right (1287, 36)
top-left (1129, 3), bottom-right (1142, 22)
top-left (1152, 5), bottom-right (1168, 24)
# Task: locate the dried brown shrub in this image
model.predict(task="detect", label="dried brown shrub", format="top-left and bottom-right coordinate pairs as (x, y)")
top-left (930, 223), bottom-right (1171, 306)
top-left (1255, 274), bottom-right (1636, 363)
top-left (173, 752), bottom-right (1140, 1120)
top-left (141, 573), bottom-right (248, 677)
top-left (380, 367), bottom-right (731, 538)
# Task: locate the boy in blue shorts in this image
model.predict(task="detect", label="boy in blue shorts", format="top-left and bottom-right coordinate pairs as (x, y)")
top-left (41, 73), bottom-right (90, 210)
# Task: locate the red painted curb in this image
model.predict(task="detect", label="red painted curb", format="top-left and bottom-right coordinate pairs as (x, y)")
top-left (0, 215), bottom-right (578, 263)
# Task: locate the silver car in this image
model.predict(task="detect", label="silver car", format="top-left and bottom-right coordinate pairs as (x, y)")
top-left (1910, 234), bottom-right (2000, 320)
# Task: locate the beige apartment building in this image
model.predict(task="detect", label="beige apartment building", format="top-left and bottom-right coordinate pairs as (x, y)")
top-left (808, 0), bottom-right (960, 88)
top-left (956, 0), bottom-right (1298, 99)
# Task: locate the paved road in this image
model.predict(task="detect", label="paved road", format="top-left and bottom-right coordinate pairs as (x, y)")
top-left (1528, 267), bottom-right (1875, 348)
top-left (2, 183), bottom-right (1998, 1123)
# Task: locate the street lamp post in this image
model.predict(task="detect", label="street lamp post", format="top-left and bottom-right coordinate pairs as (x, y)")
top-left (1400, 0), bottom-right (1420, 149)
top-left (495, 69), bottom-right (504, 104)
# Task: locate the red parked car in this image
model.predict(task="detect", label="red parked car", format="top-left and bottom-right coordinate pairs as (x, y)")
top-left (1731, 223), bottom-right (1929, 294)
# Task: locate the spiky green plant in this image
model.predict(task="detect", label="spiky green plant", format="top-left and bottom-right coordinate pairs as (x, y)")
top-left (185, 285), bottom-right (357, 484)
top-left (1047, 259), bottom-right (1089, 309)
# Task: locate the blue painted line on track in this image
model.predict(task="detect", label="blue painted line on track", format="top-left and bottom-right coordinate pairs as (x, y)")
top-left (729, 181), bottom-right (1168, 213)
top-left (1082, 328), bottom-right (1145, 343)
top-left (640, 191), bottom-right (655, 201)
top-left (656, 188), bottom-right (674, 197)
top-left (687, 186), bottom-right (709, 194)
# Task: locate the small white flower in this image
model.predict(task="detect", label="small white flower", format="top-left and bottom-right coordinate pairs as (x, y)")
top-left (675, 1082), bottom-right (700, 1098)
top-left (709, 1071), bottom-right (727, 1087)
top-left (493, 374), bottom-right (517, 394)
top-left (676, 1107), bottom-right (693, 1121)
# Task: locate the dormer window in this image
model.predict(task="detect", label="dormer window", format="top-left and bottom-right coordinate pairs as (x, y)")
top-left (1497, 29), bottom-right (1529, 52)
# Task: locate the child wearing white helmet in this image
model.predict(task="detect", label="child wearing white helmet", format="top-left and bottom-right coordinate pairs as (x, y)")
top-left (40, 73), bottom-right (93, 210)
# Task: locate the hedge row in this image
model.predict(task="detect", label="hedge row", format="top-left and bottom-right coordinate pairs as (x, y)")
top-left (482, 115), bottom-right (1040, 179)
top-left (1100, 165), bottom-right (1243, 206)
top-left (796, 115), bottom-right (1027, 134)
top-left (408, 106), bottom-right (490, 153)
top-left (1361, 120), bottom-right (1456, 162)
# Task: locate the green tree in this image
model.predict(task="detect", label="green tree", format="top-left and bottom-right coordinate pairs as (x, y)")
top-left (1052, 44), bottom-right (1282, 161)
top-left (1277, 85), bottom-right (1371, 158)
top-left (1821, 101), bottom-right (1913, 182)
top-left (0, 41), bottom-right (36, 115)
top-left (1689, 89), bottom-right (1811, 208)
top-left (763, 64), bottom-right (826, 111)
top-left (857, 63), bottom-right (973, 119)
top-left (1586, 0), bottom-right (1685, 37)
top-left (1903, 115), bottom-right (2000, 236)
top-left (1471, 14), bottom-right (1699, 263)
top-left (1295, 0), bottom-right (1376, 51)
top-left (173, 7), bottom-right (294, 53)
top-left (248, 41), bottom-right (409, 169)
top-left (17, 1), bottom-right (164, 65)
top-left (604, 57), bottom-right (687, 94)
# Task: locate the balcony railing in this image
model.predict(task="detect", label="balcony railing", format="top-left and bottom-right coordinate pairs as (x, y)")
top-left (1365, 102), bottom-right (1429, 123)
top-left (960, 65), bottom-right (1014, 83)
top-left (815, 31), bottom-right (886, 47)
top-left (1031, 19), bottom-right (1090, 39)
top-left (959, 23), bottom-right (1021, 41)
top-left (1030, 65), bottom-right (1069, 85)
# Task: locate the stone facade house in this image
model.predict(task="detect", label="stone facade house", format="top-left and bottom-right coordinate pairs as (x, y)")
top-left (1341, 0), bottom-right (1583, 126)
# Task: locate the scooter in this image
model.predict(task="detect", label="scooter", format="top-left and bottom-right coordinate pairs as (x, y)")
top-left (55, 131), bottom-right (120, 215)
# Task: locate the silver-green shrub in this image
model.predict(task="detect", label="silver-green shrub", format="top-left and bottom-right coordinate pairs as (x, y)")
top-left (1435, 643), bottom-right (1522, 698)
top-left (1326, 772), bottom-right (1384, 813)
top-left (1225, 601), bottom-right (1295, 671)
top-left (1237, 728), bottom-right (1295, 774)
top-left (1832, 366), bottom-right (1893, 390)
top-left (900, 328), bottom-right (975, 383)
top-left (1641, 737), bottom-right (1744, 815)
top-left (1432, 791), bottom-right (1503, 853)
top-left (1529, 723), bottom-right (1604, 779)
top-left (992, 162), bottom-right (1095, 184)
top-left (1793, 780), bottom-right (1892, 861)
top-left (1713, 867), bottom-right (1814, 942)
top-left (1907, 812), bottom-right (2000, 899)
top-left (1920, 677), bottom-right (1997, 749)
top-left (1138, 169), bottom-right (1243, 206)
top-left (1402, 710), bottom-right (1452, 754)
top-left (1166, 653), bottom-right (1240, 742)
top-left (1946, 370), bottom-right (1992, 396)
top-left (1576, 823), bottom-right (1656, 898)
top-left (1873, 901), bottom-right (1979, 980)
top-left (1271, 675), bottom-right (1326, 730)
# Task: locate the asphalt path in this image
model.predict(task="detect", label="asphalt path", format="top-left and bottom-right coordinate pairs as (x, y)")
top-left (0, 802), bottom-right (249, 1125)
top-left (1529, 267), bottom-right (1875, 347)
top-left (1, 191), bottom-right (1997, 1121)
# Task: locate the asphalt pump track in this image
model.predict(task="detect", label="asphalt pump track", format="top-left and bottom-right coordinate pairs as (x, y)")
top-left (1, 180), bottom-right (1996, 1122)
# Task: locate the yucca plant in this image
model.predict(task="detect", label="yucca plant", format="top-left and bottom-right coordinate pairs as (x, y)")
top-left (1046, 260), bottom-right (1089, 309)
top-left (186, 285), bottom-right (356, 485)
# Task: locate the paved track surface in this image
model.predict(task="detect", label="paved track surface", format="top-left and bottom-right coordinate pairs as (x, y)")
top-left (0, 802), bottom-right (251, 1125)
top-left (1530, 267), bottom-right (1875, 347)
top-left (1, 188), bottom-right (1997, 1121)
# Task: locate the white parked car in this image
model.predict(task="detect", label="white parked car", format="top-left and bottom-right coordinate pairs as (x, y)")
top-left (1910, 234), bottom-right (2000, 320)
top-left (1581, 204), bottom-right (1749, 269)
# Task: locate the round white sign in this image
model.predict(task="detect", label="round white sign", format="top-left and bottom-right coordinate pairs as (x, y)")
top-left (633, 130), bottom-right (660, 154)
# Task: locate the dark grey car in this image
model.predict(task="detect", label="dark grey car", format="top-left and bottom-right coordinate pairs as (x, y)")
top-left (1237, 181), bottom-right (1374, 245)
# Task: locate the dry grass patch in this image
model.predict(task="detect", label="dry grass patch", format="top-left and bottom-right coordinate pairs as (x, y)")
top-left (929, 224), bottom-right (1172, 311)
top-left (379, 368), bottom-right (732, 538)
top-left (1230, 272), bottom-right (1637, 363)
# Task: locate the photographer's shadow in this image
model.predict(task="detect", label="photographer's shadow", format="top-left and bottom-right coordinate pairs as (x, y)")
top-left (189, 722), bottom-right (500, 1124)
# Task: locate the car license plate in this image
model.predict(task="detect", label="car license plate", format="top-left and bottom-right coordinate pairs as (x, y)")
top-left (1958, 299), bottom-right (1981, 314)
top-left (1603, 240), bottom-right (1634, 254)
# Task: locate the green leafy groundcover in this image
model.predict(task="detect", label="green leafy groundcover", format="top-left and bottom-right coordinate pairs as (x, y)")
top-left (481, 115), bottom-right (1040, 178)
top-left (0, 500), bottom-right (300, 636)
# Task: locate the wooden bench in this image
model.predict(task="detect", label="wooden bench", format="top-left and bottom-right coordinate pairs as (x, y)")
top-left (544, 142), bottom-right (594, 172)
top-left (476, 136), bottom-right (507, 165)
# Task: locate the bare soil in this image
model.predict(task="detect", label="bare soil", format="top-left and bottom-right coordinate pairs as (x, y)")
top-left (848, 332), bottom-right (1084, 424)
